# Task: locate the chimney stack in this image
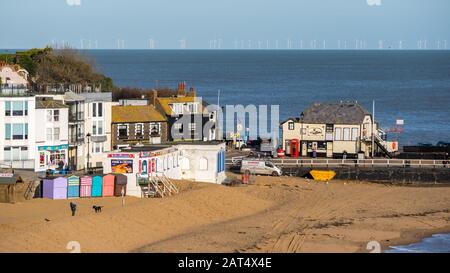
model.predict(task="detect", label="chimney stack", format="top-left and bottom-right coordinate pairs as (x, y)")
top-left (151, 89), bottom-right (158, 106)
top-left (189, 86), bottom-right (196, 97)
top-left (177, 81), bottom-right (187, 97)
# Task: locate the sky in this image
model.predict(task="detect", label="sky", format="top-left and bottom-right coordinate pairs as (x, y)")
top-left (1, 0), bottom-right (449, 49)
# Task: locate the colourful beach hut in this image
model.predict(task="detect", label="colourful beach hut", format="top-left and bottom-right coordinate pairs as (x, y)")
top-left (80, 176), bottom-right (92, 198)
top-left (42, 177), bottom-right (68, 199)
top-left (114, 174), bottom-right (128, 197)
top-left (67, 175), bottom-right (80, 198)
top-left (91, 176), bottom-right (103, 197)
top-left (102, 174), bottom-right (115, 197)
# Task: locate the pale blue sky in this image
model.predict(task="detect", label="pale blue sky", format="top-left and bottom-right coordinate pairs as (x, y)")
top-left (1, 0), bottom-right (449, 49)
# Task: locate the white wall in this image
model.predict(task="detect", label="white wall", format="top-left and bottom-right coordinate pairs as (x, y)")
top-left (34, 107), bottom-right (69, 172)
top-left (177, 143), bottom-right (226, 184)
top-left (0, 66), bottom-right (28, 86)
top-left (103, 143), bottom-right (227, 197)
top-left (0, 97), bottom-right (36, 168)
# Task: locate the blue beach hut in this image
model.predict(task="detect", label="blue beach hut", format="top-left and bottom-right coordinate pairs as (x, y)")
top-left (91, 176), bottom-right (103, 197)
top-left (67, 175), bottom-right (80, 198)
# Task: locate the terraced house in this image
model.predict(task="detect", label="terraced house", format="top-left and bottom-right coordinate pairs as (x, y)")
top-left (111, 105), bottom-right (168, 149)
top-left (154, 85), bottom-right (217, 142)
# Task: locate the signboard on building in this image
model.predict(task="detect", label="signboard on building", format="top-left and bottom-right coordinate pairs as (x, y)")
top-left (108, 153), bottom-right (135, 159)
top-left (38, 144), bottom-right (69, 151)
top-left (111, 160), bottom-right (133, 174)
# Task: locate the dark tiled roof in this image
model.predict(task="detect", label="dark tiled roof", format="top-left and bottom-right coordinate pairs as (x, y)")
top-left (300, 102), bottom-right (370, 124)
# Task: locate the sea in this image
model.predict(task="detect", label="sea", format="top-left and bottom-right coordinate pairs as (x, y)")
top-left (386, 233), bottom-right (450, 253)
top-left (83, 49), bottom-right (450, 145)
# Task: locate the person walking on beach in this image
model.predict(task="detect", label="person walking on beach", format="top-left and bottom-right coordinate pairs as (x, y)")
top-left (69, 202), bottom-right (77, 216)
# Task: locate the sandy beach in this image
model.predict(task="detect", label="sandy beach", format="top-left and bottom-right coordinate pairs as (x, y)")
top-left (1, 174), bottom-right (450, 253)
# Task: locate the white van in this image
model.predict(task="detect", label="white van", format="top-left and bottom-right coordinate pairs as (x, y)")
top-left (240, 159), bottom-right (282, 176)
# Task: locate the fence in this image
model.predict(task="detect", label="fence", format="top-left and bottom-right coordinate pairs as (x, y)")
top-left (226, 158), bottom-right (450, 169)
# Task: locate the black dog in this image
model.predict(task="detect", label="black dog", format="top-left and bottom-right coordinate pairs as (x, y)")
top-left (92, 205), bottom-right (103, 213)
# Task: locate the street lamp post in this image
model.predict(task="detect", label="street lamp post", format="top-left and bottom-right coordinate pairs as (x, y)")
top-left (86, 133), bottom-right (91, 174)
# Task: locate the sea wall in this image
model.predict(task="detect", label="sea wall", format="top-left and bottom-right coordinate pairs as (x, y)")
top-left (281, 167), bottom-right (450, 185)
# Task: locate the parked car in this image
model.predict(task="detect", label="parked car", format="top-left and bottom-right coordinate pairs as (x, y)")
top-left (240, 159), bottom-right (282, 176)
top-left (437, 141), bottom-right (450, 147)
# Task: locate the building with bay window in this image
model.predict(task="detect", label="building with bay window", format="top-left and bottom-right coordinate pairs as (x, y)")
top-left (280, 102), bottom-right (397, 158)
top-left (111, 105), bottom-right (168, 149)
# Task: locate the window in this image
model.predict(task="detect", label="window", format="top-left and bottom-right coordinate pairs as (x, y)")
top-left (199, 157), bottom-right (208, 170)
top-left (135, 124), bottom-right (143, 137)
top-left (334, 128), bottom-right (342, 141)
top-left (3, 147), bottom-right (11, 161)
top-left (173, 122), bottom-right (183, 130)
top-left (12, 124), bottom-right (24, 140)
top-left (4, 147), bottom-right (27, 161)
top-left (53, 128), bottom-right (60, 141)
top-left (12, 101), bottom-right (24, 116)
top-left (46, 128), bottom-right (53, 141)
top-left (5, 124), bottom-right (11, 140)
top-left (92, 142), bottom-right (103, 154)
top-left (343, 128), bottom-right (351, 141)
top-left (150, 122), bottom-right (160, 136)
top-left (288, 122), bottom-right (294, 130)
top-left (92, 103), bottom-right (97, 117)
top-left (181, 157), bottom-right (190, 170)
top-left (351, 128), bottom-right (359, 141)
top-left (118, 124), bottom-right (128, 139)
top-left (188, 123), bottom-right (196, 131)
top-left (53, 110), bottom-right (59, 122)
top-left (47, 110), bottom-right (53, 122)
top-left (265, 161), bottom-right (274, 168)
top-left (98, 102), bottom-right (103, 117)
top-left (98, 121), bottom-right (103, 135)
top-left (5, 101), bottom-right (11, 116)
top-left (5, 101), bottom-right (28, 116)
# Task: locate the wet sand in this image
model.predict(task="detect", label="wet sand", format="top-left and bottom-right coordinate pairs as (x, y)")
top-left (1, 174), bottom-right (450, 253)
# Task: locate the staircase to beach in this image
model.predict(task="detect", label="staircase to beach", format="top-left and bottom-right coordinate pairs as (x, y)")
top-left (24, 180), bottom-right (40, 200)
top-left (141, 175), bottom-right (179, 198)
top-left (374, 134), bottom-right (393, 159)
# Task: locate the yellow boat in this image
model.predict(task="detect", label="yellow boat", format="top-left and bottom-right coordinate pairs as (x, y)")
top-left (310, 170), bottom-right (336, 181)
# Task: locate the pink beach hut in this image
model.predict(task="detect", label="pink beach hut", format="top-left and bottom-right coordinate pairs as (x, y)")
top-left (42, 177), bottom-right (68, 200)
top-left (102, 174), bottom-right (115, 197)
top-left (80, 176), bottom-right (92, 198)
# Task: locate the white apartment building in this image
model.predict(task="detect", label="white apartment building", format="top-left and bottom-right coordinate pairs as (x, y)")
top-left (80, 92), bottom-right (116, 169)
top-left (0, 96), bottom-right (36, 169)
top-left (34, 98), bottom-right (69, 173)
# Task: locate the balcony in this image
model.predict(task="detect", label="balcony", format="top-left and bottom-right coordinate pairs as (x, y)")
top-left (69, 113), bottom-right (85, 123)
top-left (91, 135), bottom-right (107, 142)
top-left (0, 84), bottom-right (32, 97)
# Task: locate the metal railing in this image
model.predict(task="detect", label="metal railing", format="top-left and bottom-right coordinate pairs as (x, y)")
top-left (226, 158), bottom-right (450, 169)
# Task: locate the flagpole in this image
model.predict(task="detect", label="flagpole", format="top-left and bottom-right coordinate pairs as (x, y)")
top-left (372, 100), bottom-right (375, 158)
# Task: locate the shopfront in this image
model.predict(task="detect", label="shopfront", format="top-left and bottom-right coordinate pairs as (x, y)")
top-left (36, 144), bottom-right (69, 172)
